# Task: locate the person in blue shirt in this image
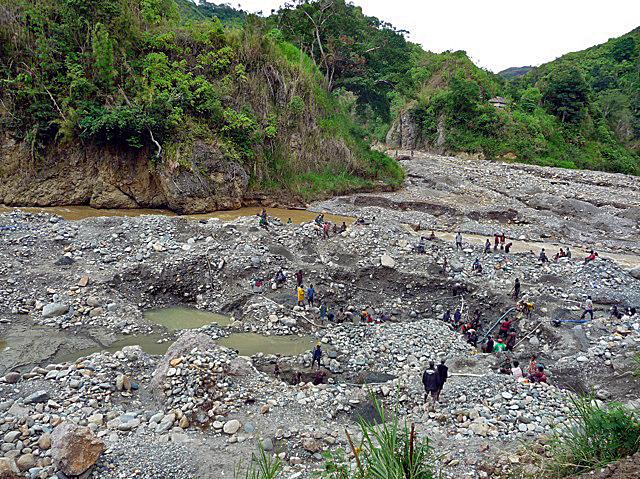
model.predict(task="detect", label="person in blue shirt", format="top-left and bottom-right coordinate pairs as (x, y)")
top-left (307, 284), bottom-right (316, 307)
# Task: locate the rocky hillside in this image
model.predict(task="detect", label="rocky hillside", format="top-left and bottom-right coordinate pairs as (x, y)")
top-left (0, 0), bottom-right (402, 213)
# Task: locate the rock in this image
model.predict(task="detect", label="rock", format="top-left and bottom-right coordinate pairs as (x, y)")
top-left (115, 374), bottom-right (131, 392)
top-left (37, 433), bottom-right (51, 450)
top-left (223, 420), bottom-right (241, 435)
top-left (15, 454), bottom-right (35, 472)
top-left (2, 372), bottom-right (20, 384)
top-left (261, 438), bottom-right (274, 452)
top-left (41, 303), bottom-right (69, 318)
top-left (54, 256), bottom-right (75, 266)
top-left (0, 458), bottom-right (21, 479)
top-left (302, 437), bottom-right (323, 453)
top-left (380, 253), bottom-right (395, 268)
top-left (86, 296), bottom-right (101, 308)
top-left (50, 422), bottom-right (105, 476)
top-left (77, 276), bottom-right (90, 287)
top-left (3, 431), bottom-right (20, 443)
top-left (24, 390), bottom-right (49, 404)
top-left (629, 266), bottom-right (640, 279)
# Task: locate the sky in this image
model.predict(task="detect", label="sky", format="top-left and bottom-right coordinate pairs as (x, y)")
top-left (230, 0), bottom-right (640, 72)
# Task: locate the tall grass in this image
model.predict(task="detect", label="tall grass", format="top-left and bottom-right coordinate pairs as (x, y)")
top-left (544, 396), bottom-right (640, 477)
top-left (318, 397), bottom-right (435, 479)
top-left (235, 445), bottom-right (283, 479)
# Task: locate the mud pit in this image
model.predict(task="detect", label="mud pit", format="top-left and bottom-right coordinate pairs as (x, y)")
top-left (1, 152), bottom-right (640, 479)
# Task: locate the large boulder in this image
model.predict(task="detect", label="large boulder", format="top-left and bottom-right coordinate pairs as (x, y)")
top-left (629, 266), bottom-right (640, 280)
top-left (150, 331), bottom-right (218, 395)
top-left (0, 458), bottom-right (21, 479)
top-left (51, 422), bottom-right (104, 477)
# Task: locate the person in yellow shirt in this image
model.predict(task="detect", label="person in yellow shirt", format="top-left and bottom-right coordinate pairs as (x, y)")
top-left (297, 286), bottom-right (305, 306)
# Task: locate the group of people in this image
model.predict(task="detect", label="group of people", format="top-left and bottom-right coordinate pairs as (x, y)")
top-left (500, 355), bottom-right (547, 383)
top-left (422, 359), bottom-right (448, 405)
top-left (314, 214), bottom-right (347, 239)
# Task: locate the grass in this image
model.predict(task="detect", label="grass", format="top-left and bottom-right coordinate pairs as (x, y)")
top-left (235, 445), bottom-right (283, 479)
top-left (317, 396), bottom-right (435, 479)
top-left (543, 396), bottom-right (640, 477)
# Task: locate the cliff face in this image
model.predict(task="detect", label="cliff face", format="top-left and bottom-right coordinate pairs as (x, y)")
top-left (0, 137), bottom-right (249, 214)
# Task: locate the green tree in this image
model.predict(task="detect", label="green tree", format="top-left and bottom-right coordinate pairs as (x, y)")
top-left (91, 22), bottom-right (116, 89)
top-left (610, 36), bottom-right (637, 62)
top-left (542, 63), bottom-right (590, 123)
top-left (520, 86), bottom-right (542, 112)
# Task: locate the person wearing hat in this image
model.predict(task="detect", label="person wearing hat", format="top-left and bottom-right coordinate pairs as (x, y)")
top-left (493, 337), bottom-right (507, 352)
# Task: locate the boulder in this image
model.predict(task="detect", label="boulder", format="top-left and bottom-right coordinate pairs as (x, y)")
top-left (223, 420), bottom-right (241, 435)
top-left (42, 303), bottom-right (69, 318)
top-left (51, 422), bottom-right (105, 476)
top-left (2, 372), bottom-right (20, 384)
top-left (629, 266), bottom-right (640, 280)
top-left (24, 390), bottom-right (49, 404)
top-left (0, 458), bottom-right (21, 479)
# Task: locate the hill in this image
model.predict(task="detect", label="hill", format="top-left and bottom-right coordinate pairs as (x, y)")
top-left (498, 66), bottom-right (534, 79)
top-left (269, 1), bottom-right (639, 175)
top-left (0, 0), bottom-right (402, 213)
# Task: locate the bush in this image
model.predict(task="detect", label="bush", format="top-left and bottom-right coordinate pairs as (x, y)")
top-left (545, 396), bottom-right (640, 477)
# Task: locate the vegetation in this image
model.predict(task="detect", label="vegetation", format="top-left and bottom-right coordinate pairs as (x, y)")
top-left (543, 396), bottom-right (640, 477)
top-left (235, 445), bottom-right (283, 479)
top-left (318, 398), bottom-right (435, 479)
top-left (0, 0), bottom-right (402, 201)
top-left (269, 1), bottom-right (640, 175)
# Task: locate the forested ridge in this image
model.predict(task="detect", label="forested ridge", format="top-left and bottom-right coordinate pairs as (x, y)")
top-left (1, 0), bottom-right (639, 201)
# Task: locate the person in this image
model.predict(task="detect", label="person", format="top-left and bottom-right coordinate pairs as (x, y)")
top-left (274, 362), bottom-right (280, 377)
top-left (295, 269), bottom-right (303, 287)
top-left (471, 309), bottom-right (481, 330)
top-left (287, 217), bottom-right (292, 224)
top-left (554, 248), bottom-right (565, 262)
top-left (539, 248), bottom-right (549, 263)
top-left (416, 238), bottom-right (426, 254)
top-left (610, 305), bottom-right (622, 320)
top-left (511, 360), bottom-right (524, 380)
top-left (483, 337), bottom-right (494, 354)
top-left (297, 286), bottom-right (305, 307)
top-left (512, 278), bottom-right (521, 301)
top-left (339, 221), bottom-right (347, 233)
top-left (275, 268), bottom-right (286, 286)
top-left (455, 232), bottom-right (463, 250)
top-left (472, 258), bottom-right (483, 274)
top-left (306, 284), bottom-right (316, 307)
top-left (499, 318), bottom-right (513, 338)
top-left (506, 329), bottom-right (517, 351)
top-left (493, 338), bottom-right (507, 353)
top-left (311, 344), bottom-right (322, 369)
top-left (312, 369), bottom-right (326, 385)
top-left (505, 242), bottom-right (513, 253)
top-left (422, 362), bottom-right (440, 406)
top-left (466, 329), bottom-right (478, 347)
top-left (435, 359), bottom-right (448, 402)
top-left (319, 302), bottom-right (327, 321)
top-left (322, 222), bottom-right (330, 239)
top-left (429, 230), bottom-right (436, 241)
top-left (566, 247), bottom-right (572, 259)
top-left (361, 310), bottom-right (373, 323)
top-left (584, 250), bottom-right (598, 264)
top-left (531, 365), bottom-right (548, 383)
top-left (528, 354), bottom-right (539, 377)
top-left (442, 257), bottom-right (448, 275)
top-left (499, 357), bottom-right (513, 374)
top-left (379, 311), bottom-right (390, 323)
top-left (442, 309), bottom-right (451, 323)
top-left (453, 308), bottom-right (462, 328)
top-left (332, 223), bottom-right (338, 234)
top-left (581, 295), bottom-right (594, 320)
top-left (315, 214), bottom-right (324, 226)
top-left (484, 239), bottom-right (492, 254)
top-left (494, 234), bottom-right (500, 251)
top-left (291, 370), bottom-right (302, 385)
top-left (259, 215), bottom-right (269, 230)
top-left (500, 233), bottom-right (506, 249)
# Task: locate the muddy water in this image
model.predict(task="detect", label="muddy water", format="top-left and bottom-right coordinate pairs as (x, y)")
top-left (218, 333), bottom-right (313, 356)
top-left (0, 205), bottom-right (353, 225)
top-left (56, 334), bottom-right (172, 364)
top-left (145, 307), bottom-right (231, 331)
top-left (0, 339), bottom-right (6, 352)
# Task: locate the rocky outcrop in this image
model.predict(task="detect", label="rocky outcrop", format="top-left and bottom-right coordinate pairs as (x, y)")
top-left (0, 137), bottom-right (249, 214)
top-left (386, 109), bottom-right (421, 150)
top-left (50, 422), bottom-right (104, 477)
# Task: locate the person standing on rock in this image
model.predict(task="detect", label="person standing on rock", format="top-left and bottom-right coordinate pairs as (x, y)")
top-left (307, 284), bottom-right (316, 308)
top-left (322, 222), bottom-right (330, 239)
top-left (319, 302), bottom-right (327, 321)
top-left (483, 336), bottom-right (494, 353)
top-left (538, 248), bottom-right (549, 263)
top-left (422, 361), bottom-right (439, 406)
top-left (453, 308), bottom-right (462, 329)
top-left (297, 286), bottom-right (305, 307)
top-left (484, 239), bottom-right (491, 254)
top-left (581, 295), bottom-right (594, 320)
top-left (295, 269), bottom-right (303, 287)
top-left (494, 234), bottom-right (499, 251)
top-left (493, 338), bottom-right (507, 353)
top-left (505, 242), bottom-right (513, 253)
top-left (511, 278), bottom-right (521, 301)
top-left (500, 233), bottom-right (506, 250)
top-left (435, 359), bottom-right (448, 402)
top-left (442, 309), bottom-right (451, 323)
top-left (455, 232), bottom-right (463, 250)
top-left (311, 343), bottom-right (322, 369)
top-left (506, 329), bottom-right (517, 351)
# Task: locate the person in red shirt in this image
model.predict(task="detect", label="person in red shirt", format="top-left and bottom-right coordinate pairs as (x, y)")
top-left (531, 365), bottom-right (547, 383)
